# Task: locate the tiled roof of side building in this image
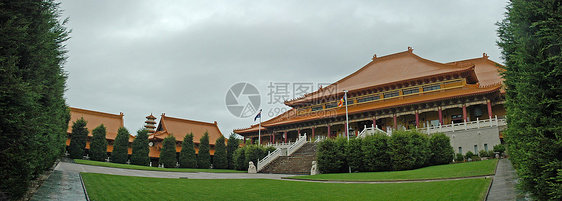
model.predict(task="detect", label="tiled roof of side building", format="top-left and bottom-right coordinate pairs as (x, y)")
top-left (447, 53), bottom-right (505, 93)
top-left (285, 48), bottom-right (478, 106)
top-left (148, 114), bottom-right (223, 145)
top-left (68, 107), bottom-right (134, 142)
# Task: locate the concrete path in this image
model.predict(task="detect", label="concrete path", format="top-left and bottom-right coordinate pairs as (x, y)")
top-left (30, 170), bottom-right (87, 201)
top-left (55, 162), bottom-right (297, 179)
top-left (486, 158), bottom-right (530, 201)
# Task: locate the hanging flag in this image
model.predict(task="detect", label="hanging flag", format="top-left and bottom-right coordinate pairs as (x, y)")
top-left (338, 96), bottom-right (345, 108)
top-left (254, 110), bottom-right (261, 121)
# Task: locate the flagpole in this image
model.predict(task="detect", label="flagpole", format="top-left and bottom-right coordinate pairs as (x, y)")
top-left (258, 109), bottom-right (262, 145)
top-left (344, 90), bottom-right (349, 142)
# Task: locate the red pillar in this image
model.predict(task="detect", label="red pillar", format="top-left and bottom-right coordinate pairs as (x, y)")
top-left (372, 117), bottom-right (376, 128)
top-left (415, 111), bottom-right (419, 127)
top-left (243, 137), bottom-right (246, 144)
top-left (438, 107), bottom-right (443, 125)
top-left (251, 138), bottom-right (255, 144)
top-left (393, 114), bottom-right (397, 129)
top-left (272, 133), bottom-right (275, 143)
top-left (311, 127), bottom-right (315, 140)
top-left (327, 125), bottom-right (331, 138)
top-left (269, 134), bottom-right (272, 143)
top-left (462, 104), bottom-right (467, 122)
top-left (284, 131), bottom-right (287, 143)
top-left (298, 129), bottom-right (301, 136)
top-left (487, 100), bottom-right (493, 119)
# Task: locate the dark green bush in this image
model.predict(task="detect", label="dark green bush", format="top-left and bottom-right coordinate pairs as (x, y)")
top-left (429, 133), bottom-right (454, 166)
top-left (244, 145), bottom-right (266, 169)
top-left (213, 136), bottom-right (228, 169)
top-left (159, 135), bottom-right (177, 168)
top-left (470, 156), bottom-right (481, 161)
top-left (493, 144), bottom-right (505, 155)
top-left (68, 118), bottom-right (89, 159)
top-left (111, 127), bottom-right (130, 164)
top-left (346, 138), bottom-right (364, 172)
top-left (227, 134), bottom-right (239, 169)
top-left (317, 138), bottom-right (345, 173)
top-left (233, 146), bottom-right (247, 170)
top-left (89, 124), bottom-right (108, 162)
top-left (130, 129), bottom-right (150, 166)
top-left (179, 133), bottom-right (197, 168)
top-left (487, 150), bottom-right (495, 158)
top-left (197, 132), bottom-right (211, 169)
top-left (362, 134), bottom-right (391, 172)
top-left (479, 150), bottom-right (489, 157)
top-left (464, 151), bottom-right (474, 159)
top-left (389, 131), bottom-right (416, 171)
top-left (409, 131), bottom-right (430, 169)
top-left (455, 153), bottom-right (464, 162)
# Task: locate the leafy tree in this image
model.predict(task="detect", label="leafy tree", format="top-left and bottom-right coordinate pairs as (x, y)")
top-left (362, 134), bottom-right (391, 172)
top-left (233, 146), bottom-right (247, 170)
top-left (130, 129), bottom-right (150, 166)
top-left (197, 132), bottom-right (211, 169)
top-left (429, 133), bottom-right (454, 166)
top-left (345, 138), bottom-right (364, 172)
top-left (0, 1), bottom-right (70, 199)
top-left (317, 138), bottom-right (345, 173)
top-left (159, 135), bottom-right (177, 168)
top-left (89, 124), bottom-right (108, 161)
top-left (227, 134), bottom-right (239, 169)
top-left (111, 127), bottom-right (130, 164)
top-left (179, 133), bottom-right (197, 168)
top-left (497, 0), bottom-right (562, 199)
top-left (213, 135), bottom-right (228, 169)
top-left (68, 118), bottom-right (89, 159)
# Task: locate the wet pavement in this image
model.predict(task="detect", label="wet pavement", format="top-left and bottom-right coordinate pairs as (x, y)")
top-left (487, 158), bottom-right (530, 201)
top-left (30, 170), bottom-right (87, 201)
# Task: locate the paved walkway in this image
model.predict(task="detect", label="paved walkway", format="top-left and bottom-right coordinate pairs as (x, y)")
top-left (487, 158), bottom-right (530, 201)
top-left (30, 170), bottom-right (87, 201)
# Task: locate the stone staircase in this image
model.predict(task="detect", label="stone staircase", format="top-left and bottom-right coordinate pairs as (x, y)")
top-left (259, 142), bottom-right (318, 175)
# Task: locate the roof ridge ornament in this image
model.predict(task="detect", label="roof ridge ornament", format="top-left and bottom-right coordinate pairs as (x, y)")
top-left (408, 46), bottom-right (413, 52)
top-left (483, 53), bottom-right (489, 58)
top-left (372, 54), bottom-right (377, 60)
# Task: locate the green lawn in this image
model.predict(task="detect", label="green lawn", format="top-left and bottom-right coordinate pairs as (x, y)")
top-left (82, 173), bottom-right (491, 201)
top-left (291, 159), bottom-right (497, 181)
top-left (74, 159), bottom-right (244, 173)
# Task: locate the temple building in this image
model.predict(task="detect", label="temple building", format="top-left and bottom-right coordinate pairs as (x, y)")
top-left (67, 108), bottom-right (225, 166)
top-left (146, 113), bottom-right (225, 166)
top-left (234, 47), bottom-right (506, 155)
top-left (67, 107), bottom-right (134, 156)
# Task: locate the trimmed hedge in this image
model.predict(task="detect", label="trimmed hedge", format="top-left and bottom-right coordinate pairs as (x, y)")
top-left (232, 145), bottom-right (274, 171)
top-left (317, 130), bottom-right (453, 173)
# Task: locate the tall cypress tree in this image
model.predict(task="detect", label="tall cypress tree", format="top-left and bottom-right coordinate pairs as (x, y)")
top-left (68, 118), bottom-right (89, 159)
top-left (0, 1), bottom-right (70, 199)
top-left (130, 129), bottom-right (150, 166)
top-left (197, 132), bottom-right (211, 169)
top-left (213, 135), bottom-right (228, 169)
top-left (89, 124), bottom-right (108, 161)
top-left (111, 127), bottom-right (130, 164)
top-left (159, 135), bottom-right (177, 168)
top-left (497, 1), bottom-right (562, 199)
top-left (227, 134), bottom-right (239, 169)
top-left (179, 133), bottom-right (197, 168)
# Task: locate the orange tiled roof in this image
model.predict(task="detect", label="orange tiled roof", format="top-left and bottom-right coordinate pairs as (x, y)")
top-left (235, 85), bottom-right (501, 133)
top-left (68, 107), bottom-right (134, 142)
top-left (286, 48), bottom-right (477, 105)
top-left (447, 54), bottom-right (505, 93)
top-left (148, 114), bottom-right (223, 145)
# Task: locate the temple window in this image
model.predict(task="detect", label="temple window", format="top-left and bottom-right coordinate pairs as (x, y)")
top-left (402, 88), bottom-right (420, 95)
top-left (357, 95), bottom-right (380, 103)
top-left (311, 105), bottom-right (323, 111)
top-left (423, 84), bottom-right (441, 92)
top-left (384, 91), bottom-right (399, 98)
top-left (325, 102), bottom-right (337, 109)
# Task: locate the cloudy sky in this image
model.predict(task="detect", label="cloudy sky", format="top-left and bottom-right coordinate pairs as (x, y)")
top-left (57, 0), bottom-right (509, 137)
